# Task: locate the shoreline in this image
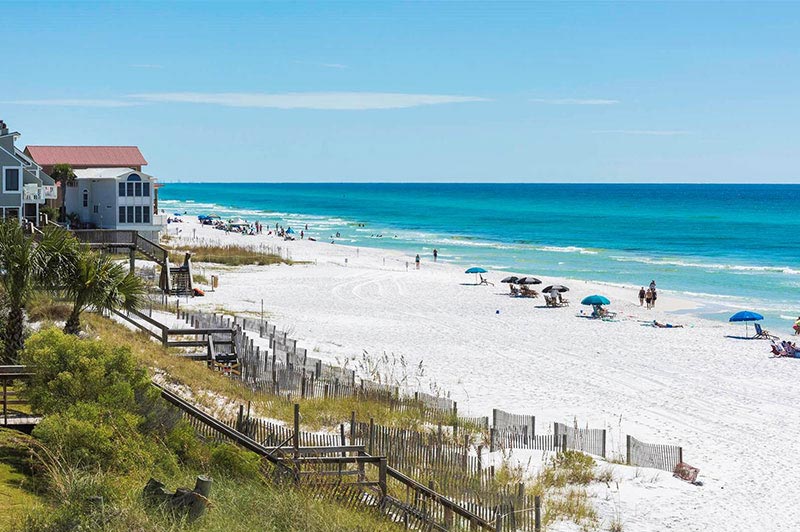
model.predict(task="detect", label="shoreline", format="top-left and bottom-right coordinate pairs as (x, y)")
top-left (159, 194), bottom-right (799, 330)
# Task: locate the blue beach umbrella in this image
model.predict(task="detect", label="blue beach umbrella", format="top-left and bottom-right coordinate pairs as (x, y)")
top-left (581, 295), bottom-right (611, 306)
top-left (465, 267), bottom-right (488, 283)
top-left (729, 310), bottom-right (764, 336)
top-left (286, 227), bottom-right (295, 234)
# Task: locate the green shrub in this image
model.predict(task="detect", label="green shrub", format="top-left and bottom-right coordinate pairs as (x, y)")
top-left (21, 328), bottom-right (154, 415)
top-left (209, 443), bottom-right (262, 481)
top-left (165, 420), bottom-right (209, 467)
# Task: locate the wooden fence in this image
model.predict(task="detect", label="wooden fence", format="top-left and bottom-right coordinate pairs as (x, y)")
top-left (554, 422), bottom-right (607, 458)
top-left (626, 435), bottom-right (683, 472)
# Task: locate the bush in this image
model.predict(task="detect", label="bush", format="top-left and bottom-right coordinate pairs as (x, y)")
top-left (21, 328), bottom-right (154, 416)
top-left (209, 443), bottom-right (262, 481)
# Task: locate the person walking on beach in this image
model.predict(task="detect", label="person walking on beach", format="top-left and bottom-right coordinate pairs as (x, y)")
top-left (645, 288), bottom-right (653, 309)
top-left (651, 287), bottom-right (658, 308)
top-left (433, 249), bottom-right (438, 262)
top-left (792, 316), bottom-right (800, 335)
top-left (638, 287), bottom-right (646, 306)
top-left (415, 254), bottom-right (420, 269)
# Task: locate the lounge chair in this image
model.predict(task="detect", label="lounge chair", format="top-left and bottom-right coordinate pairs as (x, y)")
top-left (479, 275), bottom-right (494, 287)
top-left (754, 323), bottom-right (778, 340)
top-left (509, 286), bottom-right (520, 297)
top-left (520, 286), bottom-right (538, 298)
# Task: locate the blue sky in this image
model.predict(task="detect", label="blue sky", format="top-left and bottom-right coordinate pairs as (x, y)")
top-left (2, 1), bottom-right (799, 183)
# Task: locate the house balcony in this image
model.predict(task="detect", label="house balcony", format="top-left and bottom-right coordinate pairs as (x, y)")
top-left (42, 185), bottom-right (58, 200)
top-left (22, 184), bottom-right (42, 202)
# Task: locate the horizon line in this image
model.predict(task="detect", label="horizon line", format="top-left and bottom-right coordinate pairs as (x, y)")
top-left (157, 180), bottom-right (800, 186)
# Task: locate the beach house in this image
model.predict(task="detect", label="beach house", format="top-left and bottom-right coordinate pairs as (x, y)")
top-left (24, 145), bottom-right (166, 241)
top-left (0, 120), bottom-right (58, 224)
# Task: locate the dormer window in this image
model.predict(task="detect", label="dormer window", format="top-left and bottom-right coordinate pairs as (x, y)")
top-left (82, 189), bottom-right (88, 208)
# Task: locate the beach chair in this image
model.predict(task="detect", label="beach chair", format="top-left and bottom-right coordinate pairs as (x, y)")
top-left (509, 286), bottom-right (520, 297)
top-left (544, 295), bottom-right (554, 306)
top-left (754, 323), bottom-right (778, 340)
top-left (558, 298), bottom-right (570, 307)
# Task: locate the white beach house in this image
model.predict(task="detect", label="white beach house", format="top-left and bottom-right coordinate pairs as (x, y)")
top-left (63, 167), bottom-right (165, 241)
top-left (0, 120), bottom-right (58, 224)
top-left (24, 144), bottom-right (166, 241)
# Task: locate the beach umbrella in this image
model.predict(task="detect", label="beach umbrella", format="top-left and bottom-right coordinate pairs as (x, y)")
top-left (581, 295), bottom-right (611, 306)
top-left (729, 310), bottom-right (764, 336)
top-left (465, 267), bottom-right (488, 283)
top-left (543, 285), bottom-right (570, 293)
top-left (286, 227), bottom-right (295, 234)
top-left (501, 276), bottom-right (519, 284)
top-left (516, 277), bottom-right (541, 285)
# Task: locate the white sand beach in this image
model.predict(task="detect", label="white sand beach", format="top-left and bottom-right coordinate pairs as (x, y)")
top-left (163, 218), bottom-right (800, 532)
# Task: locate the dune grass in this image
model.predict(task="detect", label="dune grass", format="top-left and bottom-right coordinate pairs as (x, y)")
top-left (83, 313), bottom-right (443, 432)
top-left (168, 244), bottom-right (294, 267)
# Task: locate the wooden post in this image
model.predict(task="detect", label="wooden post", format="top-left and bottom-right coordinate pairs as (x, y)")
top-left (678, 446), bottom-right (683, 465)
top-left (350, 411), bottom-right (356, 442)
top-left (369, 417), bottom-right (375, 455)
top-left (2, 378), bottom-right (6, 425)
top-left (378, 457), bottom-right (388, 499)
top-left (477, 445), bottom-right (483, 470)
top-left (236, 404), bottom-right (244, 432)
top-left (626, 435), bottom-right (632, 465)
top-left (490, 428), bottom-right (496, 453)
top-left (129, 247), bottom-right (136, 273)
top-left (534, 495), bottom-right (541, 532)
top-left (494, 509), bottom-right (503, 532)
top-left (561, 434), bottom-right (567, 453)
top-left (601, 429), bottom-right (607, 458)
top-left (293, 403), bottom-right (300, 459)
top-left (194, 475), bottom-right (212, 497)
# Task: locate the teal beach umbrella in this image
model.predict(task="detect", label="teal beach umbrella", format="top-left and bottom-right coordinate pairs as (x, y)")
top-left (465, 267), bottom-right (488, 283)
top-left (581, 295), bottom-right (611, 306)
top-left (729, 310), bottom-right (764, 336)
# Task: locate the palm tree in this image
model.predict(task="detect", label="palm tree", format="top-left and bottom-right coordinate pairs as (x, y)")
top-left (62, 251), bottom-right (145, 335)
top-left (50, 163), bottom-right (76, 222)
top-left (0, 221), bottom-right (78, 362)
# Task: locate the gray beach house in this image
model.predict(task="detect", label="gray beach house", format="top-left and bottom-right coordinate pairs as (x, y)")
top-left (0, 120), bottom-right (58, 224)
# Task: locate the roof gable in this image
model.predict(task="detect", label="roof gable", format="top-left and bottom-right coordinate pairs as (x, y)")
top-left (24, 146), bottom-right (147, 167)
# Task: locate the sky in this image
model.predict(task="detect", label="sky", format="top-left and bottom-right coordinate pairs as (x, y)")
top-left (2, 1), bottom-right (799, 183)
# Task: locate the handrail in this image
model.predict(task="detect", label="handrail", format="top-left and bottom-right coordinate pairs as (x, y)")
top-left (155, 381), bottom-right (494, 531)
top-left (135, 233), bottom-right (168, 265)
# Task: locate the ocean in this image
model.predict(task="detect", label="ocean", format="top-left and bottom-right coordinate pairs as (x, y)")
top-left (159, 183), bottom-right (800, 328)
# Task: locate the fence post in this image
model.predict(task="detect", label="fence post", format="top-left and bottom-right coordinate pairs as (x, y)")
top-left (626, 435), bottom-right (632, 465)
top-left (378, 457), bottom-right (388, 499)
top-left (494, 509), bottom-right (503, 532)
top-left (678, 446), bottom-right (683, 465)
top-left (534, 495), bottom-right (541, 532)
top-left (490, 428), bottom-right (495, 453)
top-left (236, 404), bottom-right (244, 432)
top-left (339, 424), bottom-right (346, 457)
top-left (601, 429), bottom-right (607, 458)
top-left (369, 417), bottom-right (375, 455)
top-left (293, 403), bottom-right (300, 459)
top-left (492, 408), bottom-right (498, 428)
top-left (561, 434), bottom-right (567, 453)
top-left (477, 445), bottom-right (483, 470)
top-left (350, 411), bottom-right (356, 442)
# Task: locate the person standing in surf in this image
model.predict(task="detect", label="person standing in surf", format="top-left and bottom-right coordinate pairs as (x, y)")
top-left (638, 287), bottom-right (646, 306)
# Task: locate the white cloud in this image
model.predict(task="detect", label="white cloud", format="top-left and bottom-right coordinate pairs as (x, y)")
top-left (593, 129), bottom-right (691, 136)
top-left (531, 98), bottom-right (619, 105)
top-left (2, 98), bottom-right (139, 108)
top-left (128, 91), bottom-right (490, 110)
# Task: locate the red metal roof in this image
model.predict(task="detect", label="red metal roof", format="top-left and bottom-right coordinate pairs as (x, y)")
top-left (24, 146), bottom-right (147, 167)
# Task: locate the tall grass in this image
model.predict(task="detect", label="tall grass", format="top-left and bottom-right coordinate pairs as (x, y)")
top-left (168, 245), bottom-right (294, 267)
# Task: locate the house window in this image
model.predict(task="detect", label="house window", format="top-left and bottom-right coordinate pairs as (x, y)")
top-left (82, 190), bottom-right (88, 208)
top-left (3, 168), bottom-right (20, 192)
top-left (127, 206), bottom-right (134, 223)
top-left (119, 182), bottom-right (125, 197)
top-left (143, 207), bottom-right (150, 223)
top-left (119, 206), bottom-right (126, 223)
top-left (93, 205), bottom-right (99, 214)
top-left (127, 173), bottom-right (141, 181)
top-left (127, 182), bottom-right (134, 196)
top-left (143, 182), bottom-right (150, 196)
top-left (134, 182), bottom-right (142, 196)
top-left (135, 206), bottom-right (142, 223)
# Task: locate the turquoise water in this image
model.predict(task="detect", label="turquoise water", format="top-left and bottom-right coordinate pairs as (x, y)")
top-left (159, 183), bottom-right (800, 328)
